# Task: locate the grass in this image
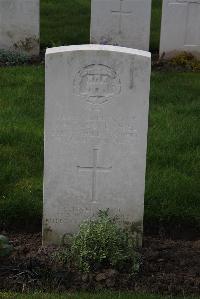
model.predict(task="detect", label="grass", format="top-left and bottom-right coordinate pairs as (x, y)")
top-left (40, 0), bottom-right (91, 48)
top-left (0, 293), bottom-right (198, 299)
top-left (40, 0), bottom-right (162, 51)
top-left (0, 66), bottom-right (44, 230)
top-left (145, 72), bottom-right (200, 232)
top-left (150, 0), bottom-right (162, 51)
top-left (0, 66), bottom-right (199, 231)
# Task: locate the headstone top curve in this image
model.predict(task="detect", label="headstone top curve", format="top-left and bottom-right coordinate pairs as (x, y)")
top-left (46, 44), bottom-right (151, 58)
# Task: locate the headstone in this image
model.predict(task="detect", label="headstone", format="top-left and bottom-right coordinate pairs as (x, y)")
top-left (160, 0), bottom-right (200, 58)
top-left (0, 0), bottom-right (39, 56)
top-left (90, 0), bottom-right (152, 51)
top-left (43, 45), bottom-right (151, 245)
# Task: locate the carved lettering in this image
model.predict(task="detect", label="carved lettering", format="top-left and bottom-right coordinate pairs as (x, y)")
top-left (51, 114), bottom-right (137, 146)
top-left (45, 218), bottom-right (63, 224)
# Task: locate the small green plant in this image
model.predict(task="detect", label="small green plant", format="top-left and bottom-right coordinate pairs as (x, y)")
top-left (170, 52), bottom-right (200, 71)
top-left (0, 49), bottom-right (29, 66)
top-left (56, 210), bottom-right (140, 273)
top-left (0, 235), bottom-right (13, 257)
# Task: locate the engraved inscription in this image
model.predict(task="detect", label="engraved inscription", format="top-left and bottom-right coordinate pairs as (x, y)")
top-left (77, 148), bottom-right (112, 203)
top-left (45, 218), bottom-right (63, 224)
top-left (111, 117), bottom-right (138, 144)
top-left (74, 64), bottom-right (121, 104)
top-left (51, 113), bottom-right (137, 146)
top-left (61, 206), bottom-right (121, 218)
top-left (111, 0), bottom-right (132, 34)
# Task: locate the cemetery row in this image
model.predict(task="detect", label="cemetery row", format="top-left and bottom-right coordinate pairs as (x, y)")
top-left (0, 0), bottom-right (199, 297)
top-left (0, 0), bottom-right (200, 58)
top-left (0, 1), bottom-right (199, 244)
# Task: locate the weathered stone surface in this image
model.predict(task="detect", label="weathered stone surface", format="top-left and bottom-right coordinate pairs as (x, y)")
top-left (160, 0), bottom-right (200, 58)
top-left (90, 0), bottom-right (152, 50)
top-left (0, 0), bottom-right (39, 56)
top-left (43, 45), bottom-right (151, 245)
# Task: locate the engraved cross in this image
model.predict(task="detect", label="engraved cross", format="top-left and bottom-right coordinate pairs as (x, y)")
top-left (111, 0), bottom-right (132, 34)
top-left (77, 148), bottom-right (112, 203)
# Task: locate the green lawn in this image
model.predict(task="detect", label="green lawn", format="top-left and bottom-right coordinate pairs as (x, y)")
top-left (150, 0), bottom-right (162, 51)
top-left (0, 293), bottom-right (198, 299)
top-left (40, 0), bottom-right (162, 51)
top-left (0, 66), bottom-right (44, 230)
top-left (40, 0), bottom-right (90, 48)
top-left (0, 66), bottom-right (199, 231)
top-left (146, 72), bottom-right (200, 232)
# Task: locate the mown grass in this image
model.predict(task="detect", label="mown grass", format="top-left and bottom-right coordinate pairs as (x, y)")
top-left (150, 0), bottom-right (162, 51)
top-left (40, 0), bottom-right (91, 48)
top-left (145, 71), bottom-right (200, 233)
top-left (0, 66), bottom-right (44, 230)
top-left (40, 0), bottom-right (162, 51)
top-left (0, 293), bottom-right (198, 299)
top-left (0, 66), bottom-right (199, 231)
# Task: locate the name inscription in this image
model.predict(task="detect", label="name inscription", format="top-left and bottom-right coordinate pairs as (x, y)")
top-left (45, 207), bottom-right (123, 226)
top-left (51, 114), bottom-right (137, 146)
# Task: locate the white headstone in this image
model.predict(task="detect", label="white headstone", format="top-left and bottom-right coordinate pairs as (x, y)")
top-left (43, 45), bottom-right (151, 245)
top-left (160, 0), bottom-right (200, 58)
top-left (0, 0), bottom-right (39, 56)
top-left (90, 0), bottom-right (152, 51)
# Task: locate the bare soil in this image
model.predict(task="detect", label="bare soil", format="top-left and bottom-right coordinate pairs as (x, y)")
top-left (0, 233), bottom-right (200, 296)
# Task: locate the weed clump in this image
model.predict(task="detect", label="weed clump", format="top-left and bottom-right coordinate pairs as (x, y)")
top-left (0, 49), bottom-right (29, 66)
top-left (55, 211), bottom-right (140, 273)
top-left (170, 52), bottom-right (200, 71)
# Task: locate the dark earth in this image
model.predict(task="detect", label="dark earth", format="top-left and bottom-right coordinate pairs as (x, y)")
top-left (0, 233), bottom-right (200, 296)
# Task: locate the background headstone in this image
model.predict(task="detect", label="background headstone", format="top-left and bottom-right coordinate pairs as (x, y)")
top-left (90, 0), bottom-right (152, 51)
top-left (160, 0), bottom-right (200, 58)
top-left (0, 0), bottom-right (40, 56)
top-left (43, 45), bottom-right (151, 245)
